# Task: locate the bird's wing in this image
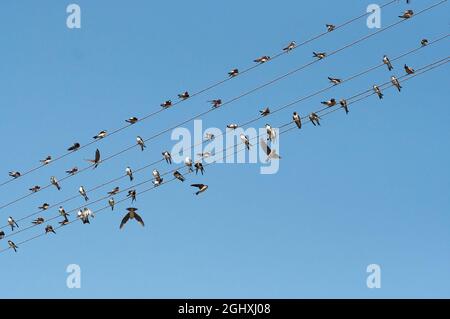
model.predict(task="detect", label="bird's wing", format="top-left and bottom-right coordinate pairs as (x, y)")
top-left (120, 213), bottom-right (130, 229)
top-left (190, 184), bottom-right (202, 188)
top-left (134, 212), bottom-right (145, 227)
top-left (95, 149), bottom-right (100, 162)
top-left (259, 138), bottom-right (271, 156)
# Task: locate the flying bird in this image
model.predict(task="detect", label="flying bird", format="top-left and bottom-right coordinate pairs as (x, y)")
top-left (321, 98), bottom-right (336, 107)
top-left (85, 149), bottom-right (101, 169)
top-left (32, 217), bottom-right (45, 225)
top-left (45, 225), bottom-right (56, 234)
top-left (194, 162), bottom-right (205, 175)
top-left (136, 136), bottom-right (146, 151)
top-left (191, 184), bottom-right (208, 195)
top-left (254, 56), bottom-right (270, 63)
top-left (160, 100), bottom-right (172, 108)
top-left (283, 41), bottom-right (296, 52)
top-left (328, 77), bottom-right (342, 85)
top-left (8, 171), bottom-right (21, 179)
top-left (313, 52), bottom-right (326, 59)
top-left (29, 185), bottom-right (41, 193)
top-left (259, 107), bottom-right (270, 117)
top-left (50, 176), bottom-right (61, 190)
top-left (391, 76), bottom-right (402, 92)
top-left (79, 186), bottom-right (89, 202)
top-left (67, 143), bottom-right (81, 152)
top-left (8, 240), bottom-right (18, 252)
top-left (178, 91), bottom-right (190, 100)
top-left (228, 69), bottom-right (239, 77)
top-left (108, 187), bottom-right (120, 196)
top-left (293, 112), bottom-right (302, 129)
top-left (120, 208), bottom-right (144, 229)
top-left (240, 134), bottom-right (252, 150)
top-left (162, 151), bottom-right (172, 164)
top-left (66, 167), bottom-right (78, 175)
top-left (399, 10), bottom-right (413, 19)
top-left (383, 55), bottom-right (393, 71)
top-left (8, 216), bottom-right (19, 231)
top-left (404, 64), bottom-right (415, 74)
top-left (227, 124), bottom-right (238, 130)
top-left (185, 157), bottom-right (193, 172)
top-left (309, 112), bottom-right (321, 126)
top-left (173, 171), bottom-right (185, 182)
top-left (126, 166), bottom-right (134, 181)
top-left (93, 130), bottom-right (107, 140)
top-left (259, 139), bottom-right (281, 162)
top-left (38, 203), bottom-right (50, 210)
top-left (326, 24), bottom-right (335, 32)
top-left (108, 198), bottom-right (115, 211)
top-left (40, 156), bottom-right (52, 165)
top-left (209, 99), bottom-right (222, 108)
top-left (125, 117), bottom-right (139, 124)
top-left (127, 189), bottom-right (137, 203)
top-left (340, 99), bottom-right (349, 114)
top-left (373, 85), bottom-right (383, 99)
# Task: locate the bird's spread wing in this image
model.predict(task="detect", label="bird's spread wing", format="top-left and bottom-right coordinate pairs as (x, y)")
top-left (134, 212), bottom-right (145, 227)
top-left (259, 138), bottom-right (271, 156)
top-left (120, 213), bottom-right (130, 229)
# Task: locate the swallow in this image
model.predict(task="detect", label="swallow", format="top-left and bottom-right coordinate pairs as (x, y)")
top-left (313, 52), bottom-right (326, 59)
top-left (259, 139), bottom-right (281, 162)
top-left (8, 171), bottom-right (21, 179)
top-left (152, 169), bottom-right (161, 181)
top-left (45, 225), bottom-right (56, 234)
top-left (391, 76), bottom-right (402, 92)
top-left (283, 41), bottom-right (296, 52)
top-left (373, 85), bottom-right (383, 99)
top-left (125, 117), bottom-right (139, 124)
top-left (136, 136), bottom-right (146, 151)
top-left (120, 208), bottom-right (144, 229)
top-left (8, 240), bottom-right (18, 252)
top-left (29, 185), bottom-right (41, 193)
top-left (259, 107), bottom-right (270, 117)
top-left (293, 112), bottom-right (302, 129)
top-left (383, 55), bottom-right (393, 71)
top-left (204, 133), bottom-right (215, 141)
top-left (240, 134), bottom-right (252, 150)
top-left (59, 217), bottom-right (70, 226)
top-left (108, 187), bottom-right (120, 196)
top-left (162, 151), bottom-right (172, 164)
top-left (178, 91), bottom-right (190, 100)
top-left (93, 130), bottom-right (107, 139)
top-left (0, 231), bottom-right (5, 239)
top-left (209, 99), bottom-right (222, 108)
top-left (309, 112), bottom-right (321, 126)
top-left (59, 206), bottom-right (69, 218)
top-left (173, 171), bottom-right (185, 182)
top-left (404, 64), bottom-right (415, 74)
top-left (108, 198), bottom-right (115, 211)
top-left (228, 68), bottom-right (239, 77)
top-left (153, 178), bottom-right (163, 187)
top-left (326, 24), bottom-right (336, 32)
top-left (40, 156), bottom-right (52, 165)
top-left (50, 176), bottom-right (61, 190)
top-left (32, 217), bottom-right (45, 225)
top-left (328, 77), bottom-right (342, 85)
top-left (227, 124), bottom-right (238, 130)
top-left (77, 209), bottom-right (90, 224)
top-left (197, 152), bottom-right (212, 159)
top-left (127, 189), bottom-right (137, 203)
top-left (38, 203), bottom-right (50, 210)
top-left (254, 56), bottom-right (270, 63)
top-left (66, 167), bottom-right (78, 175)
top-left (185, 157), bottom-right (193, 172)
top-left (67, 143), bottom-right (81, 152)
top-left (8, 216), bottom-right (19, 231)
top-left (191, 184), bottom-right (208, 195)
top-left (160, 100), bottom-right (172, 108)
top-left (340, 99), bottom-right (349, 114)
top-left (84, 148), bottom-right (101, 169)
top-left (399, 10), bottom-right (413, 19)
top-left (421, 39), bottom-right (429, 47)
top-left (321, 98), bottom-right (336, 107)
top-left (265, 124), bottom-right (277, 142)
top-left (79, 186), bottom-right (89, 202)
top-left (126, 166), bottom-right (134, 181)
top-left (194, 162), bottom-right (205, 175)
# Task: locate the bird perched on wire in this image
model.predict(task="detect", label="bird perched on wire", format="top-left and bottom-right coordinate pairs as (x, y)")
top-left (254, 56), bottom-right (270, 63)
top-left (227, 124), bottom-right (238, 130)
top-left (399, 10), bottom-right (413, 19)
top-left (228, 69), bottom-right (239, 77)
top-left (259, 139), bottom-right (281, 162)
top-left (40, 156), bottom-right (52, 165)
top-left (391, 76), bottom-right (402, 92)
top-left (9, 171), bottom-right (21, 179)
top-left (78, 209), bottom-right (90, 224)
top-left (79, 186), bottom-right (89, 201)
top-left (265, 124), bottom-right (277, 142)
top-left (108, 187), bottom-right (120, 196)
top-left (59, 206), bottom-right (69, 218)
top-left (191, 184), bottom-right (208, 195)
top-left (120, 208), bottom-right (144, 229)
top-left (153, 178), bottom-right (163, 187)
top-left (326, 24), bottom-right (335, 32)
top-left (178, 91), bottom-right (190, 100)
top-left (152, 169), bottom-right (161, 181)
top-left (259, 107), bottom-right (270, 117)
top-left (173, 171), bottom-right (185, 182)
top-left (160, 100), bottom-right (172, 108)
top-left (328, 77), bottom-right (342, 85)
top-left (421, 39), bottom-right (429, 47)
top-left (194, 162), bottom-right (205, 175)
top-left (321, 98), bottom-right (336, 107)
top-left (67, 143), bottom-right (81, 152)
top-left (125, 117), bottom-right (139, 124)
top-left (66, 167), bottom-right (78, 175)
top-left (126, 166), bottom-right (134, 181)
top-left (45, 225), bottom-right (56, 234)
top-left (0, 231), bottom-right (5, 239)
top-left (85, 149), bottom-right (101, 169)
top-left (93, 130), bottom-right (107, 140)
top-left (32, 217), bottom-right (45, 225)
top-left (340, 99), bottom-right (349, 114)
top-left (283, 41), bottom-right (296, 52)
top-left (127, 189), bottom-right (137, 203)
top-left (313, 52), bottom-right (326, 59)
top-left (185, 157), bottom-right (193, 172)
top-left (293, 112), bottom-right (302, 129)
top-left (108, 198), bottom-right (115, 211)
top-left (383, 55), bottom-right (393, 71)
top-left (404, 64), bottom-right (415, 74)
top-left (8, 216), bottom-right (19, 231)
top-left (309, 113), bottom-right (321, 126)
top-left (38, 203), bottom-right (50, 210)
top-left (50, 176), bottom-right (61, 190)
top-left (209, 99), bottom-right (222, 108)
top-left (240, 134), bottom-right (252, 150)
top-left (162, 151), bottom-right (172, 164)
top-left (59, 217), bottom-right (69, 226)
top-left (8, 240), bottom-right (18, 252)
top-left (373, 85), bottom-right (384, 99)
top-left (204, 133), bottom-right (215, 141)
top-left (29, 185), bottom-right (41, 193)
top-left (136, 136), bottom-right (146, 151)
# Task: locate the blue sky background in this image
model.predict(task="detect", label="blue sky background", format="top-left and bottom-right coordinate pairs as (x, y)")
top-left (0, 0), bottom-right (449, 298)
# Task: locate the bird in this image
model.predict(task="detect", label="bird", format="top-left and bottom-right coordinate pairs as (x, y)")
top-left (259, 139), bottom-right (281, 162)
top-left (45, 225), bottom-right (56, 234)
top-left (0, 231), bottom-right (5, 239)
top-left (326, 24), bottom-right (336, 32)
top-left (32, 217), bottom-right (45, 225)
top-left (29, 185), bottom-right (41, 193)
top-left (283, 41), bottom-right (296, 52)
top-left (204, 133), bottom-right (215, 141)
top-left (66, 167), bottom-right (78, 175)
top-left (228, 69), bottom-right (239, 77)
top-left (120, 208), bottom-right (144, 229)
top-left (265, 124), bottom-right (277, 142)
top-left (136, 136), bottom-right (146, 151)
top-left (78, 209), bottom-right (90, 224)
top-left (126, 166), bottom-right (134, 181)
top-left (40, 156), bottom-right (52, 165)
top-left (173, 171), bottom-right (185, 182)
top-left (160, 100), bottom-right (172, 108)
top-left (227, 124), bottom-right (238, 130)
top-left (67, 143), bottom-right (81, 152)
top-left (79, 186), bottom-right (89, 201)
top-left (404, 64), bottom-right (415, 74)
top-left (391, 76), bottom-right (402, 92)
top-left (153, 178), bottom-right (163, 187)
top-left (178, 91), bottom-right (190, 100)
top-left (194, 162), bottom-right (205, 175)
top-left (8, 240), bottom-right (18, 252)
top-left (399, 9), bottom-right (413, 19)
top-left (209, 99), bottom-right (222, 108)
top-left (309, 112), bottom-right (321, 126)
top-left (162, 151), bottom-right (172, 164)
top-left (50, 176), bottom-right (61, 190)
top-left (197, 152), bottom-right (212, 159)
top-left (191, 184), bottom-right (208, 195)
top-left (38, 203), bottom-right (50, 210)
top-left (125, 117), bottom-right (139, 124)
top-left (108, 187), bottom-right (120, 196)
top-left (8, 171), bottom-right (21, 179)
top-left (321, 98), bottom-right (336, 107)
top-left (383, 55), bottom-right (393, 71)
top-left (108, 198), bottom-right (115, 211)
top-left (254, 56), bottom-right (270, 63)
top-left (152, 169), bottom-right (161, 181)
top-left (340, 99), bottom-right (349, 114)
top-left (93, 130), bottom-right (107, 139)
top-left (127, 189), bottom-right (137, 203)
top-left (373, 85), bottom-right (383, 99)
top-left (293, 112), bottom-right (302, 129)
top-left (240, 134), bottom-right (252, 150)
top-left (8, 216), bottom-right (19, 231)
top-left (185, 157), bottom-right (193, 172)
top-left (85, 148), bottom-right (101, 169)
top-left (421, 39), bottom-right (429, 46)
top-left (59, 206), bottom-right (69, 218)
top-left (313, 52), bottom-right (326, 59)
top-left (59, 217), bottom-right (69, 226)
top-left (328, 77), bottom-right (342, 85)
top-left (259, 107), bottom-right (270, 117)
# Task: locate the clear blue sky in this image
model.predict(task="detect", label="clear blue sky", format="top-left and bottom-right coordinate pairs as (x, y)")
top-left (0, 0), bottom-right (449, 298)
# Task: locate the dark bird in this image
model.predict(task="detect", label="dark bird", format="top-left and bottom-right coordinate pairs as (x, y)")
top-left (194, 162), bottom-right (205, 175)
top-left (326, 24), bottom-right (336, 32)
top-left (328, 77), bottom-right (342, 85)
top-left (254, 56), bottom-right (270, 63)
top-left (79, 186), bottom-right (89, 202)
top-left (293, 112), bottom-right (302, 129)
top-left (127, 189), bottom-right (137, 203)
top-left (0, 231), bottom-right (5, 239)
top-left (383, 55), bottom-right (393, 71)
top-left (259, 107), bottom-right (270, 117)
top-left (8, 171), bottom-right (21, 179)
top-left (108, 187), bottom-right (120, 196)
top-left (309, 112), bottom-right (321, 126)
top-left (173, 171), bottom-right (185, 182)
top-left (391, 76), bottom-right (402, 92)
top-left (67, 143), bottom-right (81, 152)
top-left (8, 216), bottom-right (19, 231)
top-left (259, 139), bottom-right (281, 162)
top-left (313, 52), bottom-right (326, 59)
top-left (185, 157), bottom-right (193, 173)
top-left (191, 184), bottom-right (208, 195)
top-left (321, 98), bottom-right (336, 107)
top-left (109, 198), bottom-right (115, 211)
top-left (40, 156), bottom-right (52, 165)
top-left (120, 208), bottom-right (144, 229)
top-left (209, 99), bottom-right (222, 108)
top-left (160, 100), bottom-right (172, 108)
top-left (59, 217), bottom-right (69, 226)
top-left (29, 185), bottom-right (41, 193)
top-left (228, 68), bottom-right (239, 77)
top-left (162, 151), bottom-right (172, 164)
top-left (283, 41), bottom-right (296, 52)
top-left (240, 134), bottom-right (252, 150)
top-left (178, 91), bottom-right (190, 100)
top-left (85, 148), bottom-right (101, 169)
top-left (45, 225), bottom-right (56, 234)
top-left (50, 176), bottom-right (61, 190)
top-left (59, 206), bottom-right (69, 218)
top-left (399, 10), bottom-right (413, 19)
top-left (421, 39), bottom-right (429, 46)
top-left (38, 203), bottom-right (50, 210)
top-left (373, 85), bottom-right (383, 99)
top-left (8, 240), bottom-right (18, 252)
top-left (125, 117), bottom-right (139, 124)
top-left (227, 124), bottom-right (238, 130)
top-left (93, 130), bottom-right (107, 140)
top-left (32, 217), bottom-right (45, 225)
top-left (340, 99), bottom-right (349, 114)
top-left (136, 136), bottom-right (146, 151)
top-left (404, 64), bottom-right (415, 74)
top-left (126, 166), bottom-right (134, 181)
top-left (66, 167), bottom-right (78, 175)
